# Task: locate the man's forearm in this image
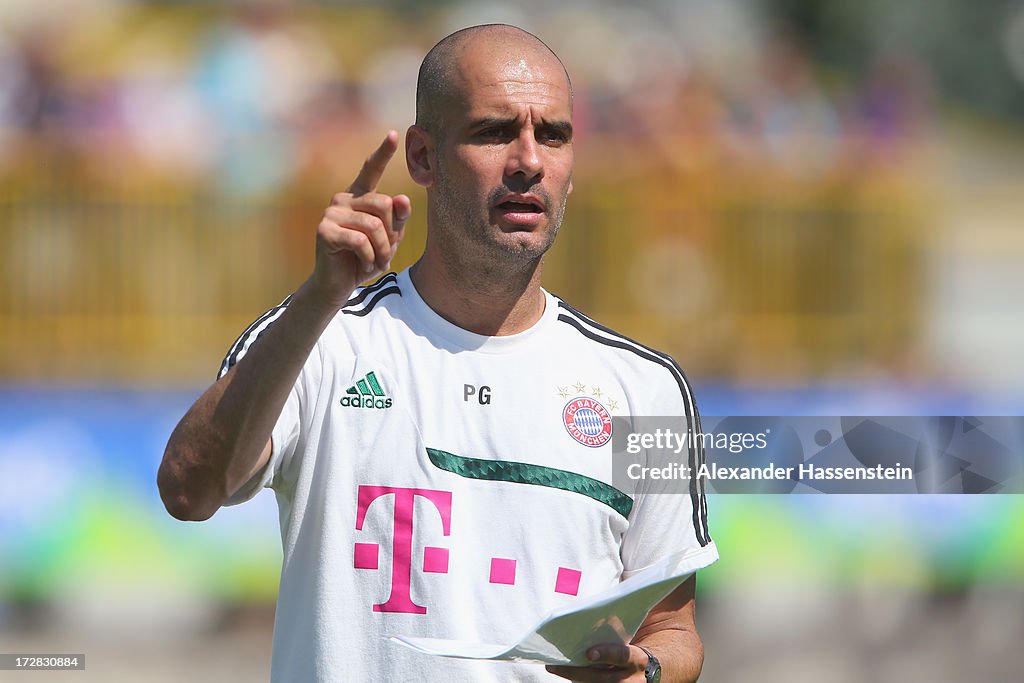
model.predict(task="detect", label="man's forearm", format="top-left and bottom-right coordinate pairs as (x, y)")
top-left (634, 626), bottom-right (704, 683)
top-left (632, 574), bottom-right (704, 683)
top-left (158, 279), bottom-right (338, 520)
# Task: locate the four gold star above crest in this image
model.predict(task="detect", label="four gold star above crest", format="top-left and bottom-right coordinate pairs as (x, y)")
top-left (560, 383), bottom-right (620, 412)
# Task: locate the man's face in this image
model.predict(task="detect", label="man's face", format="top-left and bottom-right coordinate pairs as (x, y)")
top-left (429, 48), bottom-right (574, 264)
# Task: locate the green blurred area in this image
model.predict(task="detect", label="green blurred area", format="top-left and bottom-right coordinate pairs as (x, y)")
top-left (5, 490), bottom-right (1024, 606)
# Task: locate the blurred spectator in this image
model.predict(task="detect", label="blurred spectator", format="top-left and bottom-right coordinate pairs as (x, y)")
top-left (192, 0), bottom-right (336, 198)
top-left (745, 28), bottom-right (842, 178)
top-left (0, 23), bottom-right (73, 174)
top-left (0, 29), bottom-right (63, 134)
top-left (115, 55), bottom-right (216, 180)
top-left (850, 51), bottom-right (934, 168)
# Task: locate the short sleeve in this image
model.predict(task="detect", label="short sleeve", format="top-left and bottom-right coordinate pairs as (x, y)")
top-left (620, 363), bottom-right (718, 577)
top-left (215, 294), bottom-right (318, 506)
top-left (222, 383), bottom-right (301, 506)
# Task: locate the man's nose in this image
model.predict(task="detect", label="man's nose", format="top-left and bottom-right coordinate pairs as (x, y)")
top-left (505, 130), bottom-right (543, 182)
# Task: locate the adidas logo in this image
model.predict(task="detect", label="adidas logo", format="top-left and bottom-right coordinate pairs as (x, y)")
top-left (340, 371), bottom-right (393, 409)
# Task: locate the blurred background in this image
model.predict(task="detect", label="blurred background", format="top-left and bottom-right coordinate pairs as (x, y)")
top-left (1, 0), bottom-right (1023, 680)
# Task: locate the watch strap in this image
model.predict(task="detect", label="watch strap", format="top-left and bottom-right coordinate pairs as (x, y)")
top-left (635, 644), bottom-right (661, 683)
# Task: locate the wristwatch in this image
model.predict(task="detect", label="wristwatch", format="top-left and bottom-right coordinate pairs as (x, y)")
top-left (636, 645), bottom-right (662, 683)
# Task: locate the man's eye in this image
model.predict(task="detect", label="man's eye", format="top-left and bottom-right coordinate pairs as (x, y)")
top-left (480, 128), bottom-right (506, 139)
top-left (538, 128), bottom-right (571, 144)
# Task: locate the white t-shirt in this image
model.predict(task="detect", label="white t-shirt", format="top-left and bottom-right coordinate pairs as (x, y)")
top-left (220, 268), bottom-right (718, 681)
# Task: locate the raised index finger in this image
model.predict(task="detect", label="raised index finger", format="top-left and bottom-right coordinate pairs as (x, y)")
top-left (348, 130), bottom-right (399, 195)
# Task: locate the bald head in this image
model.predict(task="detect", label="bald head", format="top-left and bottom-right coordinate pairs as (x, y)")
top-left (415, 24), bottom-right (572, 138)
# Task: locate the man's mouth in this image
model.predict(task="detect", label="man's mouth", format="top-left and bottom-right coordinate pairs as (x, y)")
top-left (493, 200), bottom-right (546, 229)
top-left (497, 201), bottom-right (544, 214)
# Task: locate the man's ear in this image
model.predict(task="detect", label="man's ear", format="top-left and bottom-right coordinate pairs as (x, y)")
top-left (406, 125), bottom-right (434, 188)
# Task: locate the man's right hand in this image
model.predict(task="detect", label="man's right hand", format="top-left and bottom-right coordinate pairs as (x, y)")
top-left (311, 130), bottom-right (412, 308)
top-left (158, 131), bottom-right (412, 521)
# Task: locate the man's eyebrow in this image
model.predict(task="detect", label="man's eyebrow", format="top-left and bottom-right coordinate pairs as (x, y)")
top-left (539, 120), bottom-right (573, 138)
top-left (468, 117), bottom-right (573, 137)
top-left (469, 116), bottom-right (519, 130)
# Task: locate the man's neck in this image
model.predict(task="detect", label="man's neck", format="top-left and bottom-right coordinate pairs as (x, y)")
top-left (409, 249), bottom-right (546, 337)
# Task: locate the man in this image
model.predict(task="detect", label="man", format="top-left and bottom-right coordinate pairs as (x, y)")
top-left (159, 24), bottom-right (717, 682)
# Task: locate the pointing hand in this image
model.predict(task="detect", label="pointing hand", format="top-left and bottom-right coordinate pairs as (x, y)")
top-left (311, 130), bottom-right (412, 307)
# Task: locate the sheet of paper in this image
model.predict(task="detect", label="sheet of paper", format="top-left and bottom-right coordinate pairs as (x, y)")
top-left (391, 546), bottom-right (715, 665)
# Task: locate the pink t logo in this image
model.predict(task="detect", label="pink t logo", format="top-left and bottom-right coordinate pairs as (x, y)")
top-left (354, 485), bottom-right (452, 614)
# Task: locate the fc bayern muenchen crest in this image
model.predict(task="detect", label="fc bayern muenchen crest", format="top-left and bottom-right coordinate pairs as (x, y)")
top-left (563, 397), bottom-right (613, 447)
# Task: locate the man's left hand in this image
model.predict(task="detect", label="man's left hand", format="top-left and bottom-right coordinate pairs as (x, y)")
top-left (545, 643), bottom-right (649, 682)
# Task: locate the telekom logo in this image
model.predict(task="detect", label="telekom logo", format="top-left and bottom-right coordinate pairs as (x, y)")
top-left (354, 485), bottom-right (452, 614)
top-left (353, 484), bottom-right (585, 614)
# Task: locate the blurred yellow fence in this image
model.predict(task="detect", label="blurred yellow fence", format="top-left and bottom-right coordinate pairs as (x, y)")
top-left (0, 166), bottom-right (929, 385)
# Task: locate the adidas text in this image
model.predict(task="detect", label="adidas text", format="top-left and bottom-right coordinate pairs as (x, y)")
top-left (340, 395), bottom-right (393, 409)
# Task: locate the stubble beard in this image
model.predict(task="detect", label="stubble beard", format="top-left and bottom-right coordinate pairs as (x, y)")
top-left (431, 177), bottom-right (569, 287)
